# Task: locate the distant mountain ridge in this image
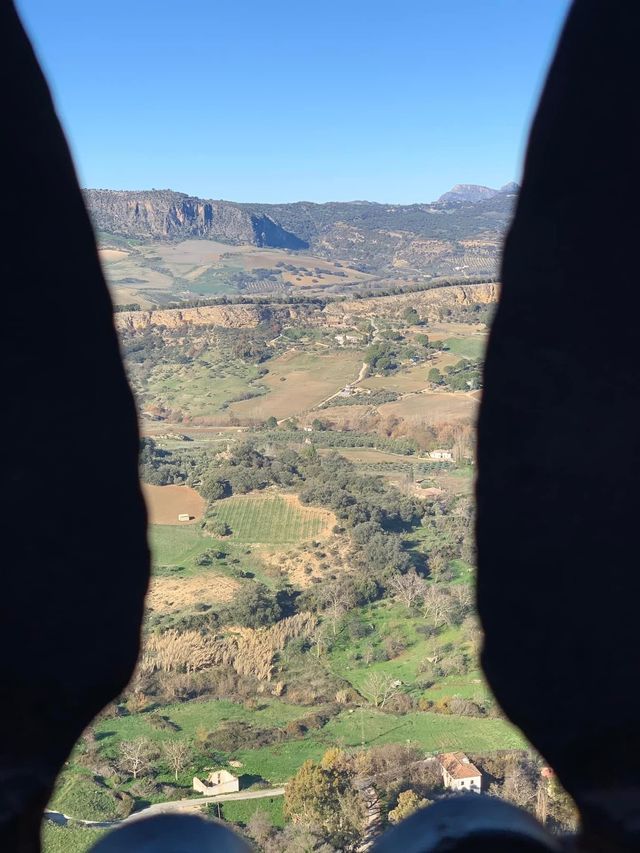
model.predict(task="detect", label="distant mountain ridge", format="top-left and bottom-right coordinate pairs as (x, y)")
top-left (87, 183), bottom-right (519, 276)
top-left (437, 182), bottom-right (520, 204)
top-left (85, 189), bottom-right (307, 249)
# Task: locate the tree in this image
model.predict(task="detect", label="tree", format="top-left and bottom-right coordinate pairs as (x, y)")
top-left (162, 740), bottom-right (192, 781)
top-left (246, 809), bottom-right (274, 847)
top-left (402, 307), bottom-right (420, 325)
top-left (415, 333), bottom-right (430, 348)
top-left (427, 552), bottom-right (449, 583)
top-left (227, 582), bottom-right (282, 628)
top-left (428, 367), bottom-right (444, 385)
top-left (388, 789), bottom-right (430, 823)
top-left (200, 473), bottom-right (230, 501)
top-left (388, 570), bottom-right (426, 609)
top-left (320, 580), bottom-right (356, 637)
top-left (118, 738), bottom-right (155, 780)
top-left (209, 518), bottom-right (231, 537)
top-left (422, 586), bottom-right (457, 627)
top-left (362, 672), bottom-right (400, 709)
top-left (490, 757), bottom-right (538, 811)
top-left (284, 753), bottom-right (365, 849)
top-left (265, 416), bottom-right (278, 429)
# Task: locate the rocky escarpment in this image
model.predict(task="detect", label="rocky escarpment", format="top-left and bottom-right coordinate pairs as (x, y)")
top-left (114, 283), bottom-right (499, 333)
top-left (325, 282), bottom-right (500, 323)
top-left (86, 189), bottom-right (307, 249)
top-left (114, 302), bottom-right (323, 333)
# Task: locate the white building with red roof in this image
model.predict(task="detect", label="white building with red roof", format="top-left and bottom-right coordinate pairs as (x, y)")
top-left (438, 752), bottom-right (482, 793)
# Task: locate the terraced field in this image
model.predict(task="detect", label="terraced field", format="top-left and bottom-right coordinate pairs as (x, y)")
top-left (211, 493), bottom-right (334, 544)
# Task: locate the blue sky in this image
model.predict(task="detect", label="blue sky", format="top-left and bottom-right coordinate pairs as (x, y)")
top-left (16, 0), bottom-right (571, 203)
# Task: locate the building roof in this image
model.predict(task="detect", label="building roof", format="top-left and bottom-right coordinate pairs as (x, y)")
top-left (438, 752), bottom-right (482, 780)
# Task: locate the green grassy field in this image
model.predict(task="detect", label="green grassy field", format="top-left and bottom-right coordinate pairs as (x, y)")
top-left (148, 523), bottom-right (275, 589)
top-left (232, 709), bottom-right (524, 783)
top-left (326, 708), bottom-right (525, 753)
top-left (94, 698), bottom-right (308, 754)
top-left (42, 825), bottom-right (106, 853)
top-left (217, 796), bottom-right (285, 829)
top-left (140, 357), bottom-right (266, 421)
top-left (149, 524), bottom-right (214, 571)
top-left (211, 494), bottom-right (331, 544)
top-left (443, 337), bottom-right (486, 360)
top-left (50, 771), bottom-right (131, 822)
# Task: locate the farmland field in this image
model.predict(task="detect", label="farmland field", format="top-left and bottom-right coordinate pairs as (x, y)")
top-left (229, 350), bottom-right (364, 421)
top-left (142, 484), bottom-right (206, 525)
top-left (211, 493), bottom-right (334, 544)
top-left (100, 238), bottom-right (372, 305)
top-left (443, 336), bottom-right (487, 360)
top-left (377, 390), bottom-right (479, 424)
top-left (140, 358), bottom-right (266, 422)
top-left (319, 448), bottom-right (429, 465)
top-left (148, 524), bottom-right (214, 570)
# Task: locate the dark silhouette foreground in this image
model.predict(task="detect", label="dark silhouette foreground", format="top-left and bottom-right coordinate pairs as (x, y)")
top-left (2, 0), bottom-right (639, 849)
top-left (1, 3), bottom-right (149, 851)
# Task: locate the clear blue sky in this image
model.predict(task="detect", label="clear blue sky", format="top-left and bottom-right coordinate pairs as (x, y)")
top-left (16, 0), bottom-right (571, 203)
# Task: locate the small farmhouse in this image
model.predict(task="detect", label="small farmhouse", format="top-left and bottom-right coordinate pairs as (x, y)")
top-left (192, 769), bottom-right (240, 796)
top-left (438, 752), bottom-right (482, 793)
top-left (429, 449), bottom-right (454, 462)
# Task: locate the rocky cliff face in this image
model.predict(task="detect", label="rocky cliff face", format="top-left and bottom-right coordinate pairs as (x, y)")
top-left (325, 282), bottom-right (500, 323)
top-left (114, 283), bottom-right (499, 333)
top-left (114, 302), bottom-right (322, 332)
top-left (86, 189), bottom-right (307, 249)
top-left (87, 186), bottom-right (518, 276)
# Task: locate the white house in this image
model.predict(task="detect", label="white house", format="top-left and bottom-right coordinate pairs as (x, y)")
top-left (192, 769), bottom-right (240, 796)
top-left (429, 449), bottom-right (454, 462)
top-left (438, 752), bottom-right (482, 793)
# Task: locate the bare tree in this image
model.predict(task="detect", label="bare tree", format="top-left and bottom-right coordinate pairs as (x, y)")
top-left (422, 586), bottom-right (457, 627)
top-left (450, 583), bottom-right (474, 615)
top-left (362, 672), bottom-right (400, 709)
top-left (162, 740), bottom-right (192, 781)
top-left (119, 738), bottom-right (155, 780)
top-left (490, 758), bottom-right (539, 810)
top-left (388, 570), bottom-right (426, 609)
top-left (321, 581), bottom-right (355, 637)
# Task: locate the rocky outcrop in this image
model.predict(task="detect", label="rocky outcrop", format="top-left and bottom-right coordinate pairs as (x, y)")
top-left (325, 282), bottom-right (500, 323)
top-left (114, 283), bottom-right (499, 333)
top-left (86, 189), bottom-right (307, 249)
top-left (114, 302), bottom-right (322, 332)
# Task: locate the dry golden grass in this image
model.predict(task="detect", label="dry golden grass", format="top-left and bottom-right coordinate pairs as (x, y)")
top-left (141, 613), bottom-right (318, 681)
top-left (377, 391), bottom-right (479, 425)
top-left (230, 350), bottom-right (364, 420)
top-left (146, 573), bottom-right (239, 613)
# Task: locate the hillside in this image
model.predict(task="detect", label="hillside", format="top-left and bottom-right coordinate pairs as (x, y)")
top-left (87, 184), bottom-right (518, 278)
top-left (85, 189), bottom-right (307, 249)
top-left (113, 283), bottom-right (500, 334)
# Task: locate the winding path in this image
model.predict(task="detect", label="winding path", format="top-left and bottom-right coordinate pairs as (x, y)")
top-left (44, 786), bottom-right (286, 830)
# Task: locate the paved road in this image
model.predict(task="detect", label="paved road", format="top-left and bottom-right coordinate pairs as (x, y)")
top-left (44, 786), bottom-right (286, 830)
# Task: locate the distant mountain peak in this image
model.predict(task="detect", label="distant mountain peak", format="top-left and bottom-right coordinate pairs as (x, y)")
top-left (437, 184), bottom-right (499, 204)
top-left (437, 182), bottom-right (519, 205)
